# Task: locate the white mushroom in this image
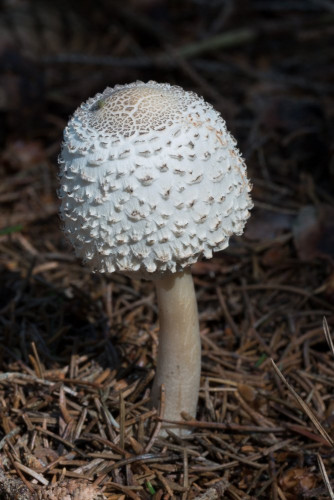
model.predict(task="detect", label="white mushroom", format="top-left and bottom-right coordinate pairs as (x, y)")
top-left (58, 81), bottom-right (253, 433)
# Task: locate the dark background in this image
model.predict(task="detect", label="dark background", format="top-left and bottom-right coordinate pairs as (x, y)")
top-left (1, 0), bottom-right (333, 245)
top-left (0, 1), bottom-right (333, 499)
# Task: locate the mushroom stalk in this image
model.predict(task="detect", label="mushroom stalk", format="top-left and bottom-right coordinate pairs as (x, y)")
top-left (151, 269), bottom-right (201, 428)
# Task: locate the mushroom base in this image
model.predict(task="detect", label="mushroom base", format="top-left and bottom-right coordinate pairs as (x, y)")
top-left (151, 269), bottom-right (201, 435)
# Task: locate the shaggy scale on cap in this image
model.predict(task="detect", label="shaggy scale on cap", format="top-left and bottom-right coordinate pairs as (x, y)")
top-left (59, 81), bottom-right (252, 278)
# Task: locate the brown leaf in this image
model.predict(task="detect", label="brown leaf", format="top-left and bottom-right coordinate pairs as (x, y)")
top-left (237, 383), bottom-right (257, 404)
top-left (262, 245), bottom-right (289, 267)
top-left (293, 205), bottom-right (334, 261)
top-left (244, 208), bottom-right (293, 241)
top-left (279, 468), bottom-right (317, 499)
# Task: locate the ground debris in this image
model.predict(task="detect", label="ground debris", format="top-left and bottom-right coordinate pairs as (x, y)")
top-left (0, 467), bottom-right (33, 500)
top-left (35, 479), bottom-right (107, 500)
top-left (0, 1), bottom-right (333, 498)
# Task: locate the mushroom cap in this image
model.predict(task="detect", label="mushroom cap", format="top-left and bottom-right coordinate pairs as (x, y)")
top-left (59, 81), bottom-right (252, 279)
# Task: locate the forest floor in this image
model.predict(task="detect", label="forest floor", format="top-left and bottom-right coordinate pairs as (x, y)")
top-left (0, 1), bottom-right (333, 498)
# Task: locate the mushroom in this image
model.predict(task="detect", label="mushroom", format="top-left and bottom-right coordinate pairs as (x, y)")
top-left (58, 81), bottom-right (252, 433)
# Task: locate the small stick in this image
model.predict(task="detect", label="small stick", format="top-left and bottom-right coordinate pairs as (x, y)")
top-left (182, 448), bottom-right (189, 500)
top-left (59, 386), bottom-right (72, 425)
top-left (271, 359), bottom-right (334, 447)
top-left (323, 317), bottom-right (334, 357)
top-left (14, 461), bottom-right (49, 486)
top-left (145, 384), bottom-right (165, 453)
top-left (216, 287), bottom-right (240, 338)
top-left (158, 418), bottom-right (284, 433)
top-left (317, 454), bottom-right (334, 500)
top-left (30, 342), bottom-right (44, 379)
top-left (119, 392), bottom-right (125, 450)
top-left (35, 426), bottom-right (85, 456)
top-left (74, 407), bottom-right (87, 440)
top-left (0, 427), bottom-right (20, 451)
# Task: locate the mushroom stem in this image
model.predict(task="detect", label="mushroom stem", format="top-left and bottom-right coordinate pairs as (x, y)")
top-left (151, 269), bottom-right (201, 430)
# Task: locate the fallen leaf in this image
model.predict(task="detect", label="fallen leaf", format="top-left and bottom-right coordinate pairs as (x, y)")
top-left (293, 205), bottom-right (334, 261)
top-left (245, 208), bottom-right (293, 241)
top-left (279, 467), bottom-right (317, 499)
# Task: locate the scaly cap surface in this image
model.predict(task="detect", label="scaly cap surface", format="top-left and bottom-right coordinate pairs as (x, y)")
top-left (59, 81), bottom-right (252, 278)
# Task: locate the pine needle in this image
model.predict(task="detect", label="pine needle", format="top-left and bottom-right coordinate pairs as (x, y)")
top-left (270, 359), bottom-right (334, 447)
top-left (317, 454), bottom-right (334, 500)
top-left (323, 317), bottom-right (334, 358)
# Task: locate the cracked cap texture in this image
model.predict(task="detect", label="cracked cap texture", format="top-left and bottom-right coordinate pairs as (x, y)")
top-left (59, 81), bottom-right (253, 278)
